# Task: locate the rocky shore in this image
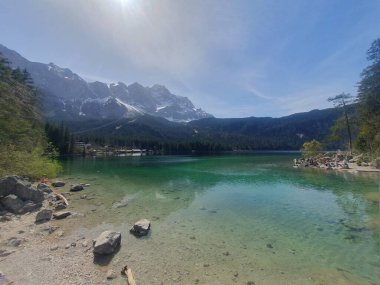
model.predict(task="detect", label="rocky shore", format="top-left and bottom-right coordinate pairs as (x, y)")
top-left (293, 153), bottom-right (380, 173)
top-left (0, 176), bottom-right (150, 285)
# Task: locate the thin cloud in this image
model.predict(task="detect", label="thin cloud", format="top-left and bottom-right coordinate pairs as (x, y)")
top-left (1, 0), bottom-right (379, 117)
top-left (247, 86), bottom-right (277, 101)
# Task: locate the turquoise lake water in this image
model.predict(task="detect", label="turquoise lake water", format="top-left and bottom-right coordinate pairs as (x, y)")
top-left (61, 153), bottom-right (380, 285)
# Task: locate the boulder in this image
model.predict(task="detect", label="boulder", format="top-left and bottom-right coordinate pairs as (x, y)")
top-left (70, 184), bottom-right (84, 192)
top-left (130, 219), bottom-right (151, 237)
top-left (0, 176), bottom-right (44, 203)
top-left (0, 194), bottom-right (24, 214)
top-left (93, 231), bottom-right (121, 255)
top-left (53, 211), bottom-right (71, 219)
top-left (37, 183), bottom-right (53, 193)
top-left (52, 181), bottom-right (65, 187)
top-left (0, 203), bottom-right (5, 213)
top-left (35, 209), bottom-right (53, 223)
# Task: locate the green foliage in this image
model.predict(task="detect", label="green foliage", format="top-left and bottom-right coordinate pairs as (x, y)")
top-left (0, 145), bottom-right (62, 179)
top-left (0, 52), bottom-right (61, 179)
top-left (356, 38), bottom-right (380, 156)
top-left (301, 140), bottom-right (322, 158)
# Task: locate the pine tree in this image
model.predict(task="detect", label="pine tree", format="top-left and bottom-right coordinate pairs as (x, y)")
top-left (328, 93), bottom-right (355, 154)
top-left (356, 39), bottom-right (380, 155)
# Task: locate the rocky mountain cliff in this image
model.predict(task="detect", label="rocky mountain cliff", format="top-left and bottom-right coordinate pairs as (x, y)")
top-left (0, 44), bottom-right (212, 122)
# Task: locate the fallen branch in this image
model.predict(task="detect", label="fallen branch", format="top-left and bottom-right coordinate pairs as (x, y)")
top-left (121, 265), bottom-right (136, 285)
top-left (54, 192), bottom-right (69, 206)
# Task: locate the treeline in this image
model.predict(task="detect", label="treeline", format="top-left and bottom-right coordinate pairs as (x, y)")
top-left (45, 122), bottom-right (75, 155)
top-left (0, 53), bottom-right (61, 178)
top-left (60, 105), bottom-right (339, 154)
top-left (74, 133), bottom-right (230, 154)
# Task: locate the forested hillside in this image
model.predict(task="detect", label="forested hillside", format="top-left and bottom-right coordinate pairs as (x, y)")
top-left (58, 107), bottom-right (341, 153)
top-left (0, 53), bottom-right (61, 178)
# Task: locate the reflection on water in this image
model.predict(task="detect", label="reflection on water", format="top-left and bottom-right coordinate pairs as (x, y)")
top-left (61, 153), bottom-right (380, 285)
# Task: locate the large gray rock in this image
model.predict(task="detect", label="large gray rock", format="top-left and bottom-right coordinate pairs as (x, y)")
top-left (0, 176), bottom-right (44, 203)
top-left (0, 194), bottom-right (24, 214)
top-left (70, 184), bottom-right (84, 192)
top-left (35, 209), bottom-right (53, 223)
top-left (130, 219), bottom-right (151, 237)
top-left (93, 231), bottom-right (121, 255)
top-left (37, 183), bottom-right (53, 193)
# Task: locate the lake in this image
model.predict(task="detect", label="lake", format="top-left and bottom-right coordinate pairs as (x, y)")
top-left (61, 153), bottom-right (380, 285)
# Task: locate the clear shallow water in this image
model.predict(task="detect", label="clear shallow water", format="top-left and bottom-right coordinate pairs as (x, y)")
top-left (61, 153), bottom-right (380, 285)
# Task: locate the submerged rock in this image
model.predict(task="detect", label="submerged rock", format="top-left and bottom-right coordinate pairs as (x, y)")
top-left (53, 211), bottom-right (71, 219)
top-left (93, 231), bottom-right (121, 255)
top-left (8, 238), bottom-right (22, 247)
top-left (54, 202), bottom-right (67, 211)
top-left (52, 181), bottom-right (65, 187)
top-left (70, 184), bottom-right (84, 192)
top-left (50, 245), bottom-right (58, 251)
top-left (130, 219), bottom-right (151, 237)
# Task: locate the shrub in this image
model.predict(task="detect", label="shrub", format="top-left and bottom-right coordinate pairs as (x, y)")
top-left (301, 140), bottom-right (322, 158)
top-left (0, 145), bottom-right (62, 180)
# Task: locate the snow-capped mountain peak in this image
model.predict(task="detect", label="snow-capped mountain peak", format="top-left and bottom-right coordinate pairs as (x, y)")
top-left (0, 43), bottom-right (213, 122)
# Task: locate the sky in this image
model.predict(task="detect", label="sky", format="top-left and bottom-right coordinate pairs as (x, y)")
top-left (0, 0), bottom-right (379, 118)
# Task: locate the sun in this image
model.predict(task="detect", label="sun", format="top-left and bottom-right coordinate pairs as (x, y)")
top-left (118, 0), bottom-right (135, 7)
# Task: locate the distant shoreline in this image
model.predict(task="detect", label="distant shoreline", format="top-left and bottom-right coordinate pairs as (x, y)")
top-left (293, 153), bottom-right (380, 174)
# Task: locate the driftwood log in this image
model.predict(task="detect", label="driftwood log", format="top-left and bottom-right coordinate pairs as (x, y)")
top-left (54, 192), bottom-right (69, 206)
top-left (121, 265), bottom-right (136, 285)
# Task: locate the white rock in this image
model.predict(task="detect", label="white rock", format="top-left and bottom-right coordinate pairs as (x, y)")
top-left (93, 231), bottom-right (121, 255)
top-left (130, 219), bottom-right (151, 237)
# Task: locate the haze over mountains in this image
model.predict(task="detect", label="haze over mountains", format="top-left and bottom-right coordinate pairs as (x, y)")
top-left (0, 44), bottom-right (211, 122)
top-left (0, 43), bottom-right (341, 150)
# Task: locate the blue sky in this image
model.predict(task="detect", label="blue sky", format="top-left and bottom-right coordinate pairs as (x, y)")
top-left (0, 0), bottom-right (379, 118)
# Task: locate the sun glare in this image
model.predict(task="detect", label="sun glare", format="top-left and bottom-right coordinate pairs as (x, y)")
top-left (118, 0), bottom-right (135, 8)
top-left (115, 0), bottom-right (140, 14)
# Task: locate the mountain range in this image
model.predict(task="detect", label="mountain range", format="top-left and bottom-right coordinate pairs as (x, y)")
top-left (0, 44), bottom-right (211, 122)
top-left (0, 43), bottom-right (342, 151)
